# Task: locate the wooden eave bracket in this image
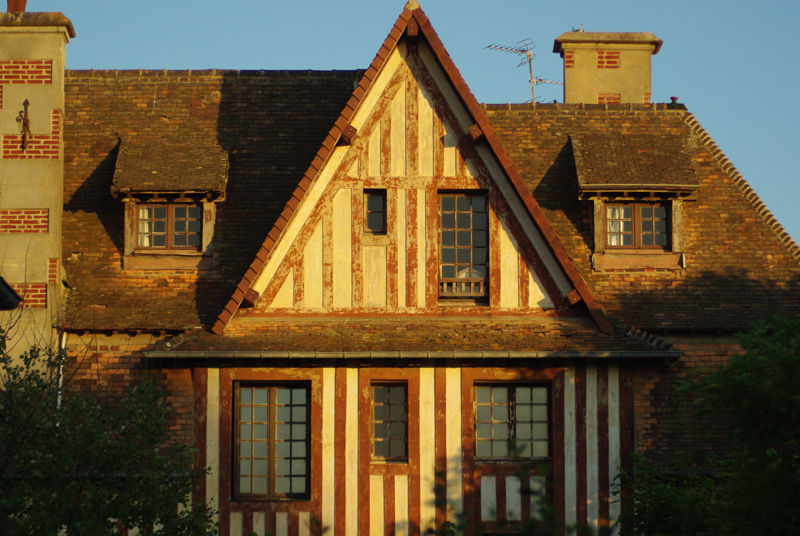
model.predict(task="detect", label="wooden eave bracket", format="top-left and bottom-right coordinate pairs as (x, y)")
top-left (340, 124), bottom-right (358, 145)
top-left (241, 288), bottom-right (260, 308)
top-left (407, 17), bottom-right (419, 37)
top-left (468, 123), bottom-right (484, 142)
top-left (565, 289), bottom-right (582, 305)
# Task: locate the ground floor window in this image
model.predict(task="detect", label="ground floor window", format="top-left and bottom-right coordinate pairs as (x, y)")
top-left (475, 384), bottom-right (550, 460)
top-left (234, 384), bottom-right (310, 500)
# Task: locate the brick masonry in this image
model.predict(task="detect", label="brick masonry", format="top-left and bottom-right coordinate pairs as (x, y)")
top-left (2, 109), bottom-right (61, 159)
top-left (0, 60), bottom-right (52, 85)
top-left (9, 283), bottom-right (46, 308)
top-left (643, 92), bottom-right (651, 104)
top-left (65, 337), bottom-right (194, 448)
top-left (564, 50), bottom-right (574, 69)
top-left (0, 209), bottom-right (48, 233)
top-left (631, 338), bottom-right (743, 464)
top-left (597, 93), bottom-right (620, 104)
top-left (596, 51), bottom-right (620, 69)
top-left (48, 258), bottom-right (58, 284)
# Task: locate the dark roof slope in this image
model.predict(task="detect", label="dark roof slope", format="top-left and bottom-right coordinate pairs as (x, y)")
top-left (112, 138), bottom-right (228, 194)
top-left (571, 132), bottom-right (697, 190)
top-left (62, 69), bottom-right (361, 330)
top-left (162, 318), bottom-right (670, 355)
top-left (487, 103), bottom-right (800, 331)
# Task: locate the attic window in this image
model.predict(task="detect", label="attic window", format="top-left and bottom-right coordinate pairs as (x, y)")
top-left (364, 189), bottom-right (387, 234)
top-left (439, 192), bottom-right (488, 300)
top-left (122, 195), bottom-right (217, 271)
top-left (138, 204), bottom-right (202, 250)
top-left (606, 203), bottom-right (669, 249)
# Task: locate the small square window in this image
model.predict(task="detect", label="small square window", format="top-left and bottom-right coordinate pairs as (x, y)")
top-left (364, 190), bottom-right (387, 234)
top-left (137, 204), bottom-right (202, 250)
top-left (372, 384), bottom-right (408, 461)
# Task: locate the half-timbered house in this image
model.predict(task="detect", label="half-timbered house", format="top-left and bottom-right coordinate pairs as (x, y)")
top-left (2, 1), bottom-right (799, 535)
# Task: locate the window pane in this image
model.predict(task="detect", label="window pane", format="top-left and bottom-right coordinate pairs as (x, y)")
top-left (253, 424), bottom-right (267, 440)
top-left (442, 231), bottom-right (455, 246)
top-left (441, 196), bottom-right (455, 211)
top-left (241, 388), bottom-right (252, 404)
top-left (276, 442), bottom-right (290, 458)
top-left (457, 231), bottom-right (471, 246)
top-left (254, 388), bottom-right (268, 404)
top-left (456, 196), bottom-right (470, 211)
top-left (473, 213), bottom-right (487, 230)
top-left (442, 213), bottom-right (455, 228)
top-left (374, 423), bottom-right (388, 439)
top-left (494, 388), bottom-right (508, 404)
top-left (240, 407), bottom-right (251, 422)
top-left (374, 440), bottom-right (388, 457)
top-left (442, 248), bottom-right (455, 264)
top-left (188, 206), bottom-right (202, 218)
top-left (173, 235), bottom-right (186, 247)
top-left (153, 235), bottom-right (166, 247)
top-left (367, 213), bottom-right (384, 231)
top-left (254, 406), bottom-right (268, 422)
top-left (442, 265), bottom-right (455, 278)
top-left (389, 387), bottom-right (405, 403)
top-left (456, 213), bottom-right (470, 229)
top-left (477, 388), bottom-right (491, 404)
top-left (473, 231), bottom-right (486, 247)
top-left (154, 207), bottom-right (166, 219)
top-left (366, 193), bottom-right (384, 211)
top-left (292, 406), bottom-right (306, 422)
top-left (472, 196), bottom-right (486, 212)
top-left (254, 442), bottom-right (268, 457)
top-left (641, 207), bottom-right (652, 219)
top-left (477, 441), bottom-right (491, 457)
top-left (239, 477), bottom-right (251, 494)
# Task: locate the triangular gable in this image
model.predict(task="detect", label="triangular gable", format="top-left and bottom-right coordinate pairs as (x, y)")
top-left (212, 1), bottom-right (613, 334)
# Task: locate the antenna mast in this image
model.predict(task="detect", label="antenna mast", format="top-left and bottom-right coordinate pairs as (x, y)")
top-left (486, 39), bottom-right (563, 103)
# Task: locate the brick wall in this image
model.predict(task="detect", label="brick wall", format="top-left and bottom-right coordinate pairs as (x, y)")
top-left (9, 283), bottom-right (46, 308)
top-left (0, 209), bottom-right (48, 232)
top-left (631, 338), bottom-right (742, 465)
top-left (0, 60), bottom-right (52, 85)
top-left (596, 51), bottom-right (620, 69)
top-left (48, 258), bottom-right (58, 284)
top-left (564, 50), bottom-right (574, 69)
top-left (597, 93), bottom-right (620, 104)
top-left (66, 336), bottom-right (195, 448)
top-left (2, 109), bottom-right (61, 159)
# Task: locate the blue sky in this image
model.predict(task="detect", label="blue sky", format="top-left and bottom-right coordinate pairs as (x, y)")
top-left (38, 0), bottom-right (800, 244)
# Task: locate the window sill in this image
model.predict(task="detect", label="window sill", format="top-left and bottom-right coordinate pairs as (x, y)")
top-left (438, 298), bottom-right (490, 307)
top-left (124, 253), bottom-right (212, 271)
top-left (592, 252), bottom-right (684, 271)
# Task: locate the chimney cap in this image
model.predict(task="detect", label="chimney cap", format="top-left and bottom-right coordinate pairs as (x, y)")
top-left (553, 32), bottom-right (662, 54)
top-left (0, 11), bottom-right (75, 37)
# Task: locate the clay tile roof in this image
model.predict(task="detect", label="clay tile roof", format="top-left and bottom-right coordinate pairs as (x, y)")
top-left (571, 133), bottom-right (698, 191)
top-left (553, 32), bottom-right (662, 54)
top-left (111, 138), bottom-right (228, 194)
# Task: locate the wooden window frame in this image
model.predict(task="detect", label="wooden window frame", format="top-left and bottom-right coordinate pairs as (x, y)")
top-left (438, 191), bottom-right (489, 300)
top-left (363, 189), bottom-right (387, 235)
top-left (605, 202), bottom-right (671, 251)
top-left (474, 383), bottom-right (551, 462)
top-left (233, 382), bottom-right (311, 501)
top-left (370, 383), bottom-right (409, 463)
top-left (136, 203), bottom-right (203, 251)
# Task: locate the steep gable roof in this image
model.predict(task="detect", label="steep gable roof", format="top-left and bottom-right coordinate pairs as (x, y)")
top-left (211, 1), bottom-right (613, 335)
top-left (487, 103), bottom-right (800, 331)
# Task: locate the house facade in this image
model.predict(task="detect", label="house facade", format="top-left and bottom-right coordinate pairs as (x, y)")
top-left (2, 2), bottom-right (800, 535)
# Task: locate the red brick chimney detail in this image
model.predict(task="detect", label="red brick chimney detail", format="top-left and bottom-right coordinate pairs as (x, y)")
top-left (7, 0), bottom-right (26, 12)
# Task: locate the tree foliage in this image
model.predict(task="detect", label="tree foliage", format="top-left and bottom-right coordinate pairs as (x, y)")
top-left (618, 316), bottom-right (800, 536)
top-left (0, 329), bottom-right (217, 536)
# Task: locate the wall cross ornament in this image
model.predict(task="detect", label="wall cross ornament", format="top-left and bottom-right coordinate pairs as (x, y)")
top-left (15, 99), bottom-right (31, 151)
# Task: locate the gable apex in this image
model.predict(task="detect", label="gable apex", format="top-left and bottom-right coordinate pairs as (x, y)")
top-left (212, 4), bottom-right (614, 335)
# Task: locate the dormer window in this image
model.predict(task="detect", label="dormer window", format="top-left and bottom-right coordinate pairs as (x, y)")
top-left (137, 204), bottom-right (202, 250)
top-left (605, 203), bottom-right (669, 249)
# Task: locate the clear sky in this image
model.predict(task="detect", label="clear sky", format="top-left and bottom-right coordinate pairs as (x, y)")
top-left (37, 0), bottom-right (800, 245)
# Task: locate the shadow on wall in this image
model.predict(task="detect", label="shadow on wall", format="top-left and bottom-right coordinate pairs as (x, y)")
top-left (192, 70), bottom-right (363, 327)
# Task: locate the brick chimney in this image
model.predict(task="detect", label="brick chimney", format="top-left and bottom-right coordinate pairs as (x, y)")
top-left (7, 0), bottom-right (26, 12)
top-left (553, 32), bottom-right (662, 104)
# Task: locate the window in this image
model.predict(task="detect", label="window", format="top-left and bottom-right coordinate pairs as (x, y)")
top-left (372, 384), bottom-right (408, 461)
top-left (235, 384), bottom-right (310, 500)
top-left (439, 193), bottom-right (488, 299)
top-left (475, 385), bottom-right (549, 460)
top-left (137, 204), bottom-right (202, 250)
top-left (364, 189), bottom-right (387, 234)
top-left (606, 203), bottom-right (669, 249)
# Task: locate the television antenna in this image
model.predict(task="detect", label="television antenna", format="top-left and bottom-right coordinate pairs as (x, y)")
top-left (486, 39), bottom-right (563, 103)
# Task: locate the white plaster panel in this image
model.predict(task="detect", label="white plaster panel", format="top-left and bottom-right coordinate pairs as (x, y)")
top-left (270, 269), bottom-right (294, 309)
top-left (528, 264), bottom-right (554, 309)
top-left (418, 86), bottom-right (434, 176)
top-left (303, 222), bottom-right (323, 308)
top-left (229, 512), bottom-right (243, 536)
top-left (253, 512), bottom-right (265, 536)
top-left (345, 368), bottom-right (359, 536)
top-left (564, 366), bottom-right (577, 527)
top-left (322, 368), bottom-right (335, 532)
top-left (369, 123), bottom-right (381, 177)
top-left (370, 475), bottom-right (385, 536)
top-left (499, 217), bottom-right (520, 308)
top-left (608, 364), bottom-right (621, 534)
top-left (332, 188), bottom-right (353, 307)
top-left (397, 189), bottom-right (407, 308)
top-left (298, 512), bottom-right (310, 536)
top-left (363, 245), bottom-right (387, 308)
top-left (506, 476), bottom-right (522, 521)
top-left (416, 188), bottom-right (426, 308)
top-left (206, 368), bottom-right (220, 525)
top-left (419, 368), bottom-right (436, 533)
top-left (445, 368), bottom-right (463, 521)
top-left (395, 475), bottom-right (409, 536)
top-left (586, 364), bottom-right (599, 530)
top-left (480, 475), bottom-right (497, 521)
top-left (391, 83), bottom-right (406, 176)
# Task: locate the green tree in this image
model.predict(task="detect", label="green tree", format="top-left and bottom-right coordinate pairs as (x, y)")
top-left (0, 329), bottom-right (218, 536)
top-left (618, 316), bottom-right (800, 535)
